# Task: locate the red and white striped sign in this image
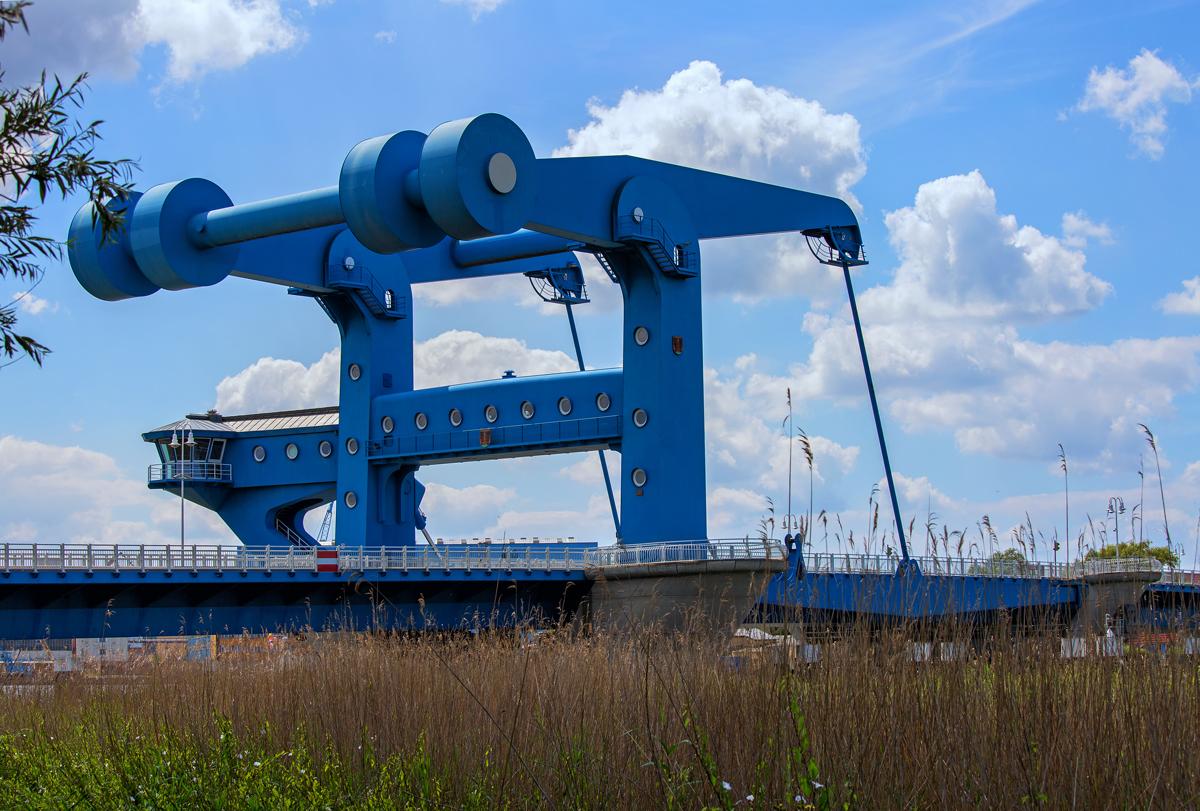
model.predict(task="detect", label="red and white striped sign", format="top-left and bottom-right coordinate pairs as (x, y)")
top-left (316, 548), bottom-right (339, 573)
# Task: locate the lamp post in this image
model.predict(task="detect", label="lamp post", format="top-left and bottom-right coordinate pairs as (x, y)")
top-left (169, 428), bottom-right (196, 548)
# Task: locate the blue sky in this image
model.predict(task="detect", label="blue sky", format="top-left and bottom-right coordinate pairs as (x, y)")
top-left (2, 0), bottom-right (1200, 562)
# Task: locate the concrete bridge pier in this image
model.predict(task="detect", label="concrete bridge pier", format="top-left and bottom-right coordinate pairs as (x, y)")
top-left (582, 542), bottom-right (788, 633)
top-left (1070, 568), bottom-right (1163, 637)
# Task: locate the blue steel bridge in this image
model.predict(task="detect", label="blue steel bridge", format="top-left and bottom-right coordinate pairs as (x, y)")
top-left (1, 539), bottom-right (1196, 639)
top-left (43, 110), bottom-right (1200, 641)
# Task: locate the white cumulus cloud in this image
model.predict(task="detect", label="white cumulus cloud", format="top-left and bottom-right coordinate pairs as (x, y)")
top-left (0, 435), bottom-right (233, 545)
top-left (2, 0), bottom-right (307, 85)
top-left (137, 0), bottom-right (304, 82)
top-left (215, 349), bottom-right (340, 414)
top-left (11, 292), bottom-right (58, 316)
top-left (1061, 211), bottom-right (1114, 248)
top-left (555, 60), bottom-right (867, 304)
top-left (1076, 48), bottom-right (1198, 159)
top-left (867, 171), bottom-right (1111, 323)
top-left (213, 332), bottom-right (579, 413)
top-left (761, 171), bottom-right (1200, 466)
top-left (1159, 277), bottom-right (1200, 315)
top-left (438, 0), bottom-right (508, 20)
top-left (415, 330), bottom-right (578, 388)
top-left (556, 60), bottom-right (865, 204)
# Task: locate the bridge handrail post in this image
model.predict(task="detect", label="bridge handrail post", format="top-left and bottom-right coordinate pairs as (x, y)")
top-left (60, 543), bottom-right (65, 574)
top-left (86, 544), bottom-right (93, 574)
top-left (32, 543), bottom-right (37, 574)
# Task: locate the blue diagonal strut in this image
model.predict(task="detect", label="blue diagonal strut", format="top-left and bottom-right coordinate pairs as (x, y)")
top-left (566, 302), bottom-right (622, 539)
top-left (840, 259), bottom-right (910, 563)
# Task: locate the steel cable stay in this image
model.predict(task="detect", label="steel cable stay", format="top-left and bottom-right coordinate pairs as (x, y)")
top-left (805, 227), bottom-right (914, 572)
top-left (526, 260), bottom-right (623, 541)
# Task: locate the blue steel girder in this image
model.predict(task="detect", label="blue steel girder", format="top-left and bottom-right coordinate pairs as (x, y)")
top-left (761, 554), bottom-right (1083, 624)
top-left (69, 113), bottom-right (863, 549)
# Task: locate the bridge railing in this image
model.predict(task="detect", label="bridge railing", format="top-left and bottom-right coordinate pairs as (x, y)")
top-left (148, 462), bottom-right (233, 483)
top-left (584, 540), bottom-right (786, 568)
top-left (0, 543), bottom-right (590, 575)
top-left (338, 545), bottom-right (589, 572)
top-left (1156, 569), bottom-right (1200, 585)
top-left (805, 552), bottom-right (1169, 580)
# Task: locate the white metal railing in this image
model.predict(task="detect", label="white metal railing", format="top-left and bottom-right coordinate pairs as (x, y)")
top-left (274, 518), bottom-right (309, 546)
top-left (804, 553), bottom-right (1168, 580)
top-left (1155, 569), bottom-right (1200, 586)
top-left (1079, 557), bottom-right (1164, 576)
top-left (584, 540), bottom-right (786, 568)
top-left (0, 543), bottom-right (588, 575)
top-left (148, 462), bottom-right (232, 483)
top-left (0, 543), bottom-right (1178, 581)
top-left (338, 545), bottom-right (588, 573)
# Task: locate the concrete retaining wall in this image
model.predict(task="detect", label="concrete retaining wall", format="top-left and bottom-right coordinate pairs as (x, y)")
top-left (583, 558), bottom-right (787, 632)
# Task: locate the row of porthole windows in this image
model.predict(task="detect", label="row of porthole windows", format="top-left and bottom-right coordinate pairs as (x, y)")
top-left (252, 439), bottom-right (335, 463)
top-left (379, 392), bottom-right (635, 434)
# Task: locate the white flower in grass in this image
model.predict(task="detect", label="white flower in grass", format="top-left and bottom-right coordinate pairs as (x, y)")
top-left (722, 781), bottom-right (732, 791)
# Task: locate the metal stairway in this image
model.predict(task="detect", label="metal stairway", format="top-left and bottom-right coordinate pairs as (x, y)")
top-left (325, 263), bottom-right (406, 318)
top-left (614, 214), bottom-right (698, 278)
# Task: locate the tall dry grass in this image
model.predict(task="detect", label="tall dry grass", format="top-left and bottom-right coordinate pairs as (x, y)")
top-left (1, 624), bottom-right (1198, 809)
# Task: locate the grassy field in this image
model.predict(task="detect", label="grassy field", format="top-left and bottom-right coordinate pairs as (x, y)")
top-left (1, 626), bottom-right (1197, 810)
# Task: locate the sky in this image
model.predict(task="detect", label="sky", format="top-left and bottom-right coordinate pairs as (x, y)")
top-left (2, 0), bottom-right (1200, 563)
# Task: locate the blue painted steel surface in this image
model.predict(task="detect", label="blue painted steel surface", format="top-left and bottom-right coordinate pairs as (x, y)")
top-left (759, 551), bottom-right (1083, 624)
top-left (0, 543), bottom-right (595, 637)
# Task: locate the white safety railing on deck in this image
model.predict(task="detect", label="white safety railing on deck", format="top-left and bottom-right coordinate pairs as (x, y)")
top-left (804, 552), bottom-right (1167, 580)
top-left (0, 543), bottom-right (590, 575)
top-left (584, 540), bottom-right (786, 568)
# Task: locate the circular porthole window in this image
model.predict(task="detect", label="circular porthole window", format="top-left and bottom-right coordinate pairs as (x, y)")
top-left (558, 397), bottom-right (572, 416)
top-left (596, 392), bottom-right (611, 412)
top-left (346, 437), bottom-right (359, 455)
top-left (449, 408), bottom-right (463, 427)
top-left (415, 412), bottom-right (428, 431)
top-left (348, 363), bottom-right (362, 381)
top-left (632, 408), bottom-right (649, 428)
top-left (631, 468), bottom-right (648, 487)
top-left (252, 445), bottom-right (267, 463)
top-left (634, 326), bottom-right (649, 346)
top-left (381, 415), bottom-right (394, 434)
top-left (344, 491), bottom-right (358, 509)
top-left (484, 404), bottom-right (498, 423)
top-left (285, 442), bottom-right (299, 460)
top-left (631, 206), bottom-right (644, 224)
top-left (318, 440), bottom-right (333, 458)
top-left (521, 401), bottom-right (535, 420)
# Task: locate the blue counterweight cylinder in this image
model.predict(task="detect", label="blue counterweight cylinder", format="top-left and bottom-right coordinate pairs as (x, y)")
top-left (68, 192), bottom-right (160, 301)
top-left (340, 130), bottom-right (445, 254)
top-left (419, 114), bottom-right (538, 241)
top-left (131, 178), bottom-right (241, 291)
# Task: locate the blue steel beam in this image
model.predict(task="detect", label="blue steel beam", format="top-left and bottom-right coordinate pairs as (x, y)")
top-left (761, 553), bottom-right (1083, 621)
